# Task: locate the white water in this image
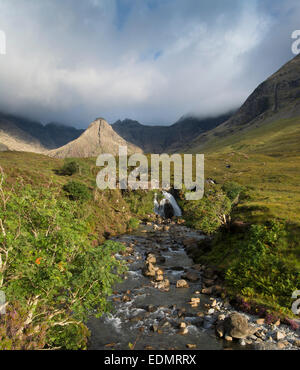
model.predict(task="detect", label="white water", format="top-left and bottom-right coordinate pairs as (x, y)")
top-left (154, 191), bottom-right (182, 217)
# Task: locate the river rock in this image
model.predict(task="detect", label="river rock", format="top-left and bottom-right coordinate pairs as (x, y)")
top-left (201, 287), bottom-right (213, 295)
top-left (192, 264), bottom-right (202, 271)
top-left (183, 271), bottom-right (200, 282)
top-left (186, 344), bottom-right (197, 349)
top-left (142, 262), bottom-right (156, 277)
top-left (276, 331), bottom-right (286, 341)
top-left (176, 279), bottom-right (189, 288)
top-left (122, 295), bottom-right (131, 302)
top-left (216, 322), bottom-right (225, 337)
top-left (203, 278), bottom-right (215, 286)
top-left (182, 238), bottom-right (198, 247)
top-left (222, 313), bottom-right (258, 339)
top-left (146, 253), bottom-right (156, 264)
top-left (147, 304), bottom-right (156, 313)
top-left (155, 272), bottom-right (164, 281)
top-left (157, 279), bottom-right (170, 291)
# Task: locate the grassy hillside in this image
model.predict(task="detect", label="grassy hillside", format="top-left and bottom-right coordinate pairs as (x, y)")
top-left (201, 117), bottom-right (300, 226)
top-left (184, 117), bottom-right (300, 316)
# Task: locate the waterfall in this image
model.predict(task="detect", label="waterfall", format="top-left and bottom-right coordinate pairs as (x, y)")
top-left (153, 191), bottom-right (182, 218)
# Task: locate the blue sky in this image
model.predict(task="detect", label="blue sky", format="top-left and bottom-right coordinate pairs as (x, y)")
top-left (0, 0), bottom-right (299, 127)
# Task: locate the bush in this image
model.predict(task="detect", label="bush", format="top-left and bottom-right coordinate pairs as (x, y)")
top-left (0, 176), bottom-right (127, 349)
top-left (222, 181), bottom-right (244, 202)
top-left (63, 181), bottom-right (91, 201)
top-left (225, 221), bottom-right (299, 309)
top-left (179, 187), bottom-right (232, 234)
top-left (127, 217), bottom-right (140, 230)
top-left (59, 161), bottom-right (79, 176)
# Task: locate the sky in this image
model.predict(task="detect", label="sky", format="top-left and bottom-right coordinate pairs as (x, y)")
top-left (0, 0), bottom-right (299, 127)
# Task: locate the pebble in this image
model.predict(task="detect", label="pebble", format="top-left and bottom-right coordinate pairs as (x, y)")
top-left (186, 344), bottom-right (197, 349)
top-left (276, 332), bottom-right (286, 341)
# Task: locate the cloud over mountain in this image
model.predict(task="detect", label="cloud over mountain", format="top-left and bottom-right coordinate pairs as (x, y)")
top-left (0, 0), bottom-right (299, 126)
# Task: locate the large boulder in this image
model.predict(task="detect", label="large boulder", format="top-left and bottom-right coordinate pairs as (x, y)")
top-left (216, 313), bottom-right (257, 339)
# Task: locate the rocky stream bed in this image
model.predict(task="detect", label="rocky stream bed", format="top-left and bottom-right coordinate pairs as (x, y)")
top-left (88, 219), bottom-right (300, 350)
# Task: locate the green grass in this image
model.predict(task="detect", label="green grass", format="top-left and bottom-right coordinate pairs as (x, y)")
top-left (186, 116), bottom-right (300, 315)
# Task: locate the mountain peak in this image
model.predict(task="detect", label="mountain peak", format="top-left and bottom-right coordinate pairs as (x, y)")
top-left (48, 117), bottom-right (143, 158)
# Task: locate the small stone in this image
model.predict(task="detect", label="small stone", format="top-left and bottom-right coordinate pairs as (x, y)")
top-left (201, 287), bottom-right (213, 295)
top-left (146, 253), bottom-right (156, 264)
top-left (216, 323), bottom-right (225, 338)
top-left (183, 271), bottom-right (200, 282)
top-left (276, 332), bottom-right (286, 341)
top-left (294, 339), bottom-right (300, 347)
top-left (239, 339), bottom-right (246, 346)
top-left (178, 327), bottom-right (188, 335)
top-left (122, 295), bottom-right (131, 302)
top-left (210, 299), bottom-right (217, 307)
top-left (176, 279), bottom-right (189, 288)
top-left (186, 344), bottom-right (197, 349)
top-left (218, 314), bottom-right (226, 321)
top-left (180, 322), bottom-right (187, 328)
top-left (156, 274), bottom-right (164, 282)
top-left (256, 318), bottom-right (265, 325)
top-left (192, 264), bottom-right (202, 271)
top-left (147, 304), bottom-right (156, 313)
top-left (144, 346), bottom-right (154, 350)
top-left (207, 308), bottom-right (215, 315)
top-left (225, 335), bottom-right (233, 342)
top-left (151, 324), bottom-right (159, 332)
top-left (277, 342), bottom-right (286, 349)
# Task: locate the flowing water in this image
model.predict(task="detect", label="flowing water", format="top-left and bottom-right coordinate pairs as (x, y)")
top-left (88, 222), bottom-right (242, 350)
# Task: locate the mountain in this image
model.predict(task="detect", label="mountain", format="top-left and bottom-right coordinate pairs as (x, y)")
top-left (0, 116), bottom-right (46, 153)
top-left (48, 118), bottom-right (143, 158)
top-left (185, 54), bottom-right (300, 153)
top-left (112, 113), bottom-right (231, 153)
top-left (0, 112), bottom-right (83, 152)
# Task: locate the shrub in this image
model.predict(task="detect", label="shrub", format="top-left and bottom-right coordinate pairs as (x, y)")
top-left (0, 176), bottom-right (127, 349)
top-left (63, 181), bottom-right (91, 201)
top-left (222, 181), bottom-right (244, 202)
top-left (179, 188), bottom-right (232, 234)
top-left (225, 221), bottom-right (299, 309)
top-left (59, 161), bottom-right (79, 176)
top-left (128, 217), bottom-right (140, 230)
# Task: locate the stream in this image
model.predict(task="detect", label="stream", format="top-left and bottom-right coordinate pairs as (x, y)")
top-left (87, 220), bottom-right (245, 350)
